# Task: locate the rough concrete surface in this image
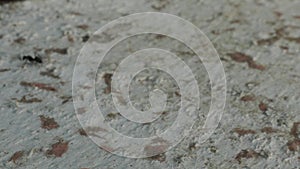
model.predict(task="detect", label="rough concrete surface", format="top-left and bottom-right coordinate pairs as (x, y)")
top-left (0, 0), bottom-right (299, 169)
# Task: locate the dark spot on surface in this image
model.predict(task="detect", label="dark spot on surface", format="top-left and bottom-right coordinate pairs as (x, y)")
top-left (82, 34), bottom-right (90, 42)
top-left (273, 11), bottom-right (282, 18)
top-left (256, 28), bottom-right (286, 46)
top-left (14, 95), bottom-right (42, 103)
top-left (259, 102), bottom-right (268, 111)
top-left (154, 34), bottom-right (166, 39)
top-left (45, 48), bottom-right (68, 55)
top-left (175, 91), bottom-right (181, 97)
top-left (0, 68), bottom-right (10, 72)
top-left (69, 11), bottom-right (83, 16)
top-left (232, 128), bottom-right (256, 137)
top-left (228, 52), bottom-right (265, 70)
top-left (284, 37), bottom-right (300, 44)
top-left (14, 37), bottom-right (26, 44)
top-left (0, 0), bottom-right (25, 5)
top-left (39, 115), bottom-right (59, 130)
top-left (67, 34), bottom-right (74, 42)
top-left (188, 142), bottom-right (196, 151)
top-left (103, 73), bottom-right (113, 94)
top-left (280, 46), bottom-right (289, 50)
top-left (256, 36), bottom-right (279, 46)
top-left (9, 151), bottom-right (24, 163)
top-left (106, 112), bottom-right (120, 120)
top-left (78, 128), bottom-right (87, 136)
top-left (76, 24), bottom-right (89, 30)
top-left (240, 95), bottom-right (256, 102)
top-left (151, 0), bottom-right (169, 10)
top-left (147, 153), bottom-right (166, 163)
top-left (173, 155), bottom-right (183, 164)
top-left (230, 20), bottom-right (241, 24)
top-left (20, 81), bottom-right (57, 92)
top-left (22, 55), bottom-right (42, 63)
top-left (46, 141), bottom-right (69, 157)
top-left (210, 146), bottom-right (217, 153)
top-left (293, 16), bottom-right (300, 19)
top-left (60, 96), bottom-right (72, 104)
top-left (235, 149), bottom-right (260, 164)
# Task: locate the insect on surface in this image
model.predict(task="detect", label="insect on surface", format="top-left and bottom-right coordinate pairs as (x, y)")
top-left (22, 54), bottom-right (43, 64)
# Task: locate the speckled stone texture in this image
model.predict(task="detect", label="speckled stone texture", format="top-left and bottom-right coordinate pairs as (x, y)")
top-left (0, 0), bottom-right (299, 169)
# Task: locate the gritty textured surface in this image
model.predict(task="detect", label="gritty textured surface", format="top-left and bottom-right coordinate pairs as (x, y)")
top-left (0, 0), bottom-right (299, 169)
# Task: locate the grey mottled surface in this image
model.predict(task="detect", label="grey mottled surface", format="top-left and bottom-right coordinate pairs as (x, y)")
top-left (0, 0), bottom-right (299, 168)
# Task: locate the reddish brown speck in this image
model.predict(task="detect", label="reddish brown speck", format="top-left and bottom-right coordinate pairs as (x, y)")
top-left (273, 11), bottom-right (282, 17)
top-left (290, 122), bottom-right (300, 138)
top-left (261, 127), bottom-right (279, 134)
top-left (248, 60), bottom-right (266, 71)
top-left (76, 24), bottom-right (89, 30)
top-left (39, 115), bottom-right (59, 130)
top-left (16, 96), bottom-right (42, 103)
top-left (233, 128), bottom-right (256, 137)
top-left (103, 73), bottom-right (113, 94)
top-left (47, 141), bottom-right (69, 157)
top-left (228, 52), bottom-right (265, 70)
top-left (240, 95), bottom-right (256, 102)
top-left (293, 16), bottom-right (300, 19)
top-left (235, 149), bottom-right (260, 163)
top-left (287, 139), bottom-right (300, 151)
top-left (9, 151), bottom-right (24, 163)
top-left (20, 81), bottom-right (57, 92)
top-left (259, 102), bottom-right (268, 111)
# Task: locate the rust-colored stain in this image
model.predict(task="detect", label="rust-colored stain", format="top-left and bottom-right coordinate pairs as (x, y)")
top-left (9, 151), bottom-right (24, 163)
top-left (240, 95), bottom-right (256, 102)
top-left (256, 36), bottom-right (280, 46)
top-left (287, 139), bottom-right (300, 151)
top-left (47, 141), bottom-right (69, 157)
top-left (76, 24), bottom-right (89, 30)
top-left (103, 73), bottom-right (112, 94)
top-left (290, 122), bottom-right (300, 138)
top-left (235, 149), bottom-right (260, 163)
top-left (20, 81), bottom-right (57, 92)
top-left (285, 37), bottom-right (300, 44)
top-left (261, 127), bottom-right (279, 134)
top-left (39, 115), bottom-right (59, 130)
top-left (259, 102), bottom-right (268, 111)
top-left (45, 48), bottom-right (68, 55)
top-left (14, 95), bottom-right (42, 103)
top-left (228, 52), bottom-right (265, 70)
top-left (232, 128), bottom-right (256, 137)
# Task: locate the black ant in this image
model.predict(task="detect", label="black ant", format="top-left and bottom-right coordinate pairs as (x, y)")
top-left (22, 54), bottom-right (42, 63)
